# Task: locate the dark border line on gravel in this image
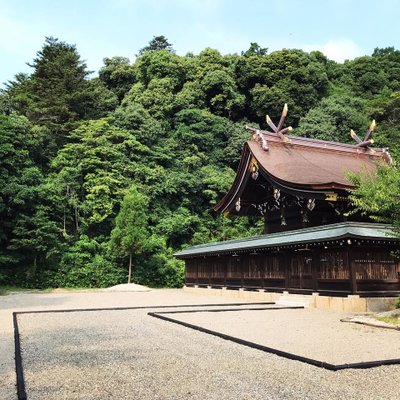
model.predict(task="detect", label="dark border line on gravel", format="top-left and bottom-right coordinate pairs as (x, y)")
top-left (12, 301), bottom-right (274, 400)
top-left (148, 309), bottom-right (400, 372)
top-left (14, 301), bottom-right (274, 315)
top-left (152, 305), bottom-right (303, 314)
top-left (13, 312), bottom-right (27, 400)
top-left (341, 318), bottom-right (400, 331)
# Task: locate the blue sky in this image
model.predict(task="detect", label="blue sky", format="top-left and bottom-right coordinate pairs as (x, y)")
top-left (1, 0), bottom-right (400, 86)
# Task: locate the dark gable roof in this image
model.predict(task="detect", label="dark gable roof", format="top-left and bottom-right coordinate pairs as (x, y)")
top-left (174, 222), bottom-right (397, 259)
top-left (214, 130), bottom-right (391, 214)
top-left (248, 134), bottom-right (385, 189)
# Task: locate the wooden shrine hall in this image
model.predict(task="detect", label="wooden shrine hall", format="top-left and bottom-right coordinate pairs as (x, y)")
top-left (175, 105), bottom-right (400, 296)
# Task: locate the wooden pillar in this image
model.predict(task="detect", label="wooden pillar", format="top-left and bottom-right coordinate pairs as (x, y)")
top-left (283, 252), bottom-right (289, 290)
top-left (195, 259), bottom-right (199, 285)
top-left (311, 248), bottom-right (319, 292)
top-left (208, 258), bottom-right (211, 286)
top-left (347, 246), bottom-right (357, 294)
top-left (240, 256), bottom-right (244, 288)
top-left (184, 260), bottom-right (187, 285)
top-left (224, 256), bottom-right (227, 287)
top-left (261, 253), bottom-right (265, 289)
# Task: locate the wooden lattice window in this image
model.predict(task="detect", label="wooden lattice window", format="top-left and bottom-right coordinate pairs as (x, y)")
top-left (211, 257), bottom-right (225, 278)
top-left (263, 255), bottom-right (284, 278)
top-left (226, 257), bottom-right (242, 278)
top-left (319, 250), bottom-right (349, 279)
top-left (243, 256), bottom-right (262, 278)
top-left (185, 260), bottom-right (197, 278)
top-left (354, 250), bottom-right (400, 280)
top-left (197, 259), bottom-right (211, 278)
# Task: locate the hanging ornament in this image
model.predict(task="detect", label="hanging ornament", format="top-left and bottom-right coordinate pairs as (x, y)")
top-left (280, 207), bottom-right (287, 226)
top-left (274, 188), bottom-right (281, 201)
top-left (307, 198), bottom-right (315, 211)
top-left (235, 198), bottom-right (241, 212)
top-left (250, 159), bottom-right (259, 180)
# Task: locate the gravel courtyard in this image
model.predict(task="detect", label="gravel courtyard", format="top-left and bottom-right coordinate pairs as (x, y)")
top-left (1, 289), bottom-right (400, 400)
top-left (168, 307), bottom-right (400, 364)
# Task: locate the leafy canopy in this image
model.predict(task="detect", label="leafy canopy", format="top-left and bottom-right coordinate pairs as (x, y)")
top-left (2, 36), bottom-right (400, 289)
top-left (348, 165), bottom-right (400, 236)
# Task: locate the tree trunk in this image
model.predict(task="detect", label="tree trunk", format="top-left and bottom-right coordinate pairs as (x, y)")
top-left (74, 205), bottom-right (79, 230)
top-left (63, 208), bottom-right (67, 236)
top-left (128, 253), bottom-right (132, 284)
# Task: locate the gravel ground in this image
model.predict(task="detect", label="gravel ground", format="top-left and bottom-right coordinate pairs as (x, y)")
top-left (2, 290), bottom-right (400, 400)
top-left (0, 289), bottom-right (264, 400)
top-left (170, 308), bottom-right (400, 364)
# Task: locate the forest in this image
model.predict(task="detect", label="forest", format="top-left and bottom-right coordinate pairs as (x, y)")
top-left (1, 36), bottom-right (399, 289)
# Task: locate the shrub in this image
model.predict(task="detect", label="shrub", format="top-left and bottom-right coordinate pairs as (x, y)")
top-left (57, 255), bottom-right (125, 288)
top-left (130, 235), bottom-right (184, 288)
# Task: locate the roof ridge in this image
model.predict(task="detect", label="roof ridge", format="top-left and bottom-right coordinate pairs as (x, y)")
top-left (251, 133), bottom-right (386, 158)
top-left (177, 222), bottom-right (393, 252)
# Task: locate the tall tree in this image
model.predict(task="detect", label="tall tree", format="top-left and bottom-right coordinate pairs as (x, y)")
top-left (9, 206), bottom-right (60, 275)
top-left (51, 118), bottom-right (150, 237)
top-left (138, 35), bottom-right (175, 55)
top-left (0, 114), bottom-right (45, 269)
top-left (99, 57), bottom-right (136, 102)
top-left (241, 42), bottom-right (268, 57)
top-left (109, 186), bottom-right (148, 283)
top-left (3, 37), bottom-right (117, 152)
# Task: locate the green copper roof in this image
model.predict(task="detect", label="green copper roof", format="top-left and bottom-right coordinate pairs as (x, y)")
top-left (174, 222), bottom-right (398, 258)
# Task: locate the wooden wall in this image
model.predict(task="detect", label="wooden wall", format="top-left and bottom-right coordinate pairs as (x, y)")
top-left (184, 246), bottom-right (400, 295)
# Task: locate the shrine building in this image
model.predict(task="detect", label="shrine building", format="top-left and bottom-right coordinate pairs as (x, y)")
top-left (175, 105), bottom-right (400, 298)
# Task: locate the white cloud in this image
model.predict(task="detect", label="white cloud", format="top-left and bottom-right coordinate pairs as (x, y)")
top-left (304, 39), bottom-right (364, 63)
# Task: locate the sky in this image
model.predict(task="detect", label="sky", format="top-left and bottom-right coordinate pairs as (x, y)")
top-left (1, 0), bottom-right (400, 86)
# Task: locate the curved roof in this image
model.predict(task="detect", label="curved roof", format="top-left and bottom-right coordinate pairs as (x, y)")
top-left (174, 222), bottom-right (396, 258)
top-left (214, 130), bottom-right (390, 214)
top-left (248, 134), bottom-right (384, 189)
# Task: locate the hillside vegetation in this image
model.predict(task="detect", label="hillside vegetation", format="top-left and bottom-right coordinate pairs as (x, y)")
top-left (1, 36), bottom-right (399, 288)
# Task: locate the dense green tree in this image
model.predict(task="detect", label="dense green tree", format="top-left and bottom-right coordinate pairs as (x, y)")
top-left (109, 186), bottom-right (148, 283)
top-left (339, 48), bottom-right (400, 98)
top-left (242, 42), bottom-right (268, 57)
top-left (296, 95), bottom-right (369, 142)
top-left (0, 115), bottom-right (46, 270)
top-left (348, 165), bottom-right (400, 236)
top-left (191, 48), bottom-right (245, 119)
top-left (51, 118), bottom-right (150, 237)
top-left (122, 50), bottom-right (187, 120)
top-left (3, 36), bottom-right (400, 290)
top-left (1, 73), bottom-right (31, 115)
top-left (249, 49), bottom-right (329, 125)
top-left (9, 206), bottom-right (60, 276)
top-left (138, 35), bottom-right (175, 55)
top-left (113, 102), bottom-right (165, 147)
top-left (99, 57), bottom-right (136, 101)
top-left (3, 37), bottom-right (117, 152)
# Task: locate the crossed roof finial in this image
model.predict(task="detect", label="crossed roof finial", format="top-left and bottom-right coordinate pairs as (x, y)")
top-left (350, 120), bottom-right (376, 148)
top-left (350, 120), bottom-right (392, 164)
top-left (266, 103), bottom-right (293, 143)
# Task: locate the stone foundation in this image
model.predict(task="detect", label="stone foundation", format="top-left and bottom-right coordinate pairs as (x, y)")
top-left (183, 286), bottom-right (398, 313)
